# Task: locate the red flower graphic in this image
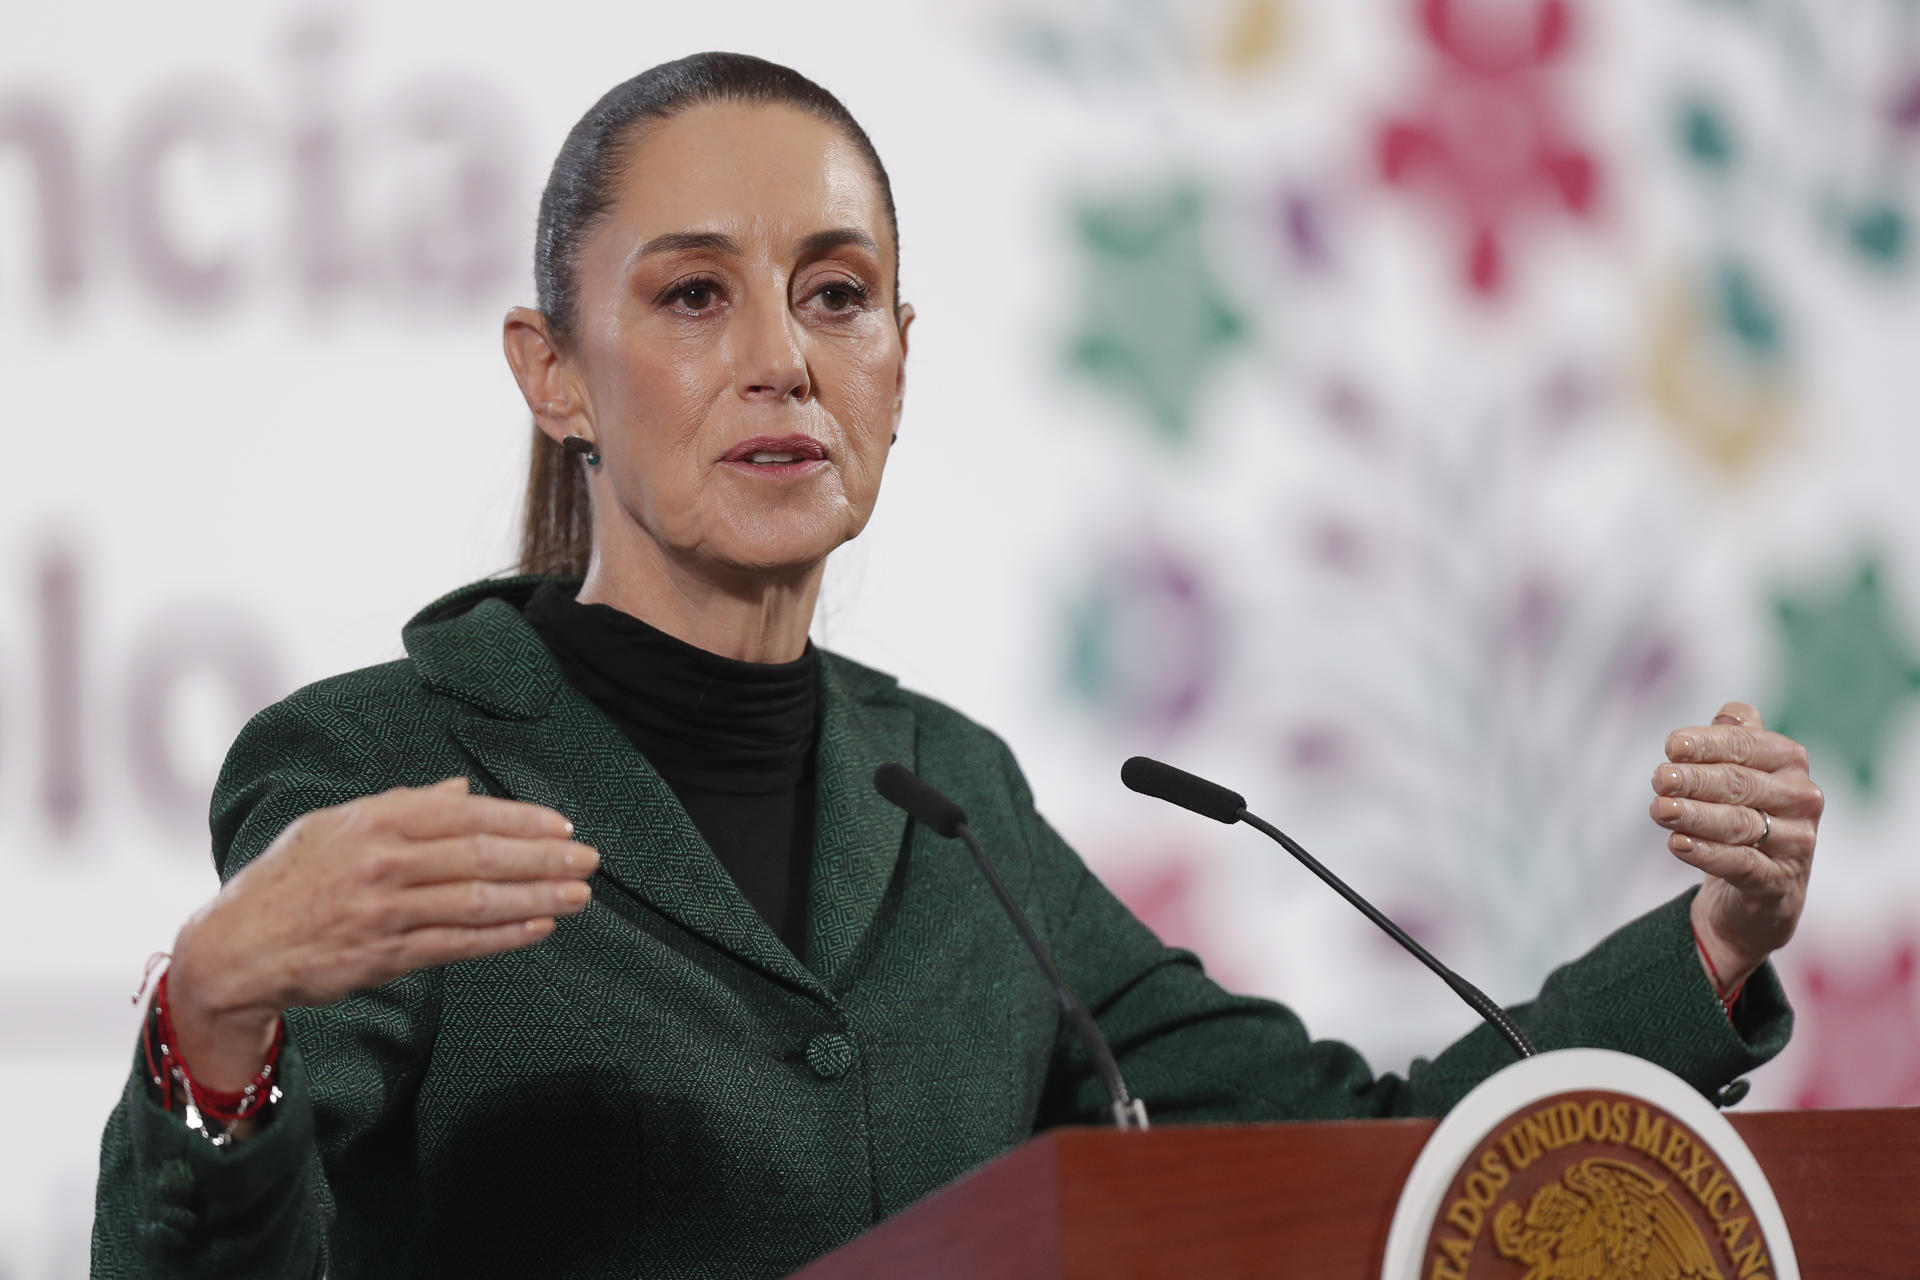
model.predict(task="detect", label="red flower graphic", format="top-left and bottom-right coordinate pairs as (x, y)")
top-left (1376, 0), bottom-right (1600, 296)
top-left (1108, 856), bottom-right (1256, 994)
top-left (1112, 860), bottom-right (1207, 954)
top-left (1790, 944), bottom-right (1920, 1109)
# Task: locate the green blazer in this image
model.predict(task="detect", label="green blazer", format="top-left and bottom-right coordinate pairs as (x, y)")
top-left (91, 576), bottom-right (1791, 1280)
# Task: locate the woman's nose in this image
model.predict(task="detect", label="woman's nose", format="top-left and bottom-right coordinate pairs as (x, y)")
top-left (733, 293), bottom-right (811, 404)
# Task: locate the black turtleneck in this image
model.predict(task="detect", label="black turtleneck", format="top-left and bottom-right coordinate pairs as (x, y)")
top-left (522, 582), bottom-right (817, 953)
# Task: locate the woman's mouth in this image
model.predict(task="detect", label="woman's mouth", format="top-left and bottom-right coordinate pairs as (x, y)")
top-left (720, 435), bottom-right (829, 478)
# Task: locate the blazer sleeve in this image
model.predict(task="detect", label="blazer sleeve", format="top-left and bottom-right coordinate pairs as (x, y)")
top-left (91, 696), bottom-right (443, 1280)
top-left (1001, 747), bottom-right (1795, 1129)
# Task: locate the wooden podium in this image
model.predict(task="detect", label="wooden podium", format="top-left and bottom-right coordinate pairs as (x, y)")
top-left (794, 1108), bottom-right (1919, 1279)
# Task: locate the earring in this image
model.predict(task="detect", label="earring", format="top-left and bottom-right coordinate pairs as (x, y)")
top-left (891, 433), bottom-right (898, 445)
top-left (561, 435), bottom-right (600, 467)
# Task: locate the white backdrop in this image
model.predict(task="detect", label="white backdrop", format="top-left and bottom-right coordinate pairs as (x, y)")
top-left (7, 1), bottom-right (1920, 1273)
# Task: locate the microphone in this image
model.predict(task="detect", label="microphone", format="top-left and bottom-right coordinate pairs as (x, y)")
top-left (1120, 756), bottom-right (1537, 1060)
top-left (872, 762), bottom-right (967, 838)
top-left (873, 763), bottom-right (1149, 1130)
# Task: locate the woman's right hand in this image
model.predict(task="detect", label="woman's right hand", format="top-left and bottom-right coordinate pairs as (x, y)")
top-left (164, 777), bottom-right (596, 1093)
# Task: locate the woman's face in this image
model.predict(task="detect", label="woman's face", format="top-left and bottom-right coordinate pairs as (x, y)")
top-left (549, 102), bottom-right (909, 581)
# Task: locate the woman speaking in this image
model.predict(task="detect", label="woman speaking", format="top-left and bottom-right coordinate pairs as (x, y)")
top-left (91, 52), bottom-right (1824, 1280)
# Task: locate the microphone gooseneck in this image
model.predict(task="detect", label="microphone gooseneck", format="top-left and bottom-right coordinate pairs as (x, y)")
top-left (1120, 756), bottom-right (1537, 1061)
top-left (872, 764), bottom-right (1149, 1130)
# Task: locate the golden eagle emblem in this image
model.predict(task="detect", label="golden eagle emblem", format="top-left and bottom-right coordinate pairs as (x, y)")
top-left (1492, 1157), bottom-right (1722, 1280)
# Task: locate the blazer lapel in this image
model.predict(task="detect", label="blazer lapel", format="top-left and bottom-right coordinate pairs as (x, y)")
top-left (451, 708), bottom-right (829, 1000)
top-left (806, 656), bottom-right (916, 986)
top-left (407, 586), bottom-right (826, 1000)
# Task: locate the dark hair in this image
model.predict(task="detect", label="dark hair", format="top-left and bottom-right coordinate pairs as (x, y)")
top-left (518, 52), bottom-right (901, 577)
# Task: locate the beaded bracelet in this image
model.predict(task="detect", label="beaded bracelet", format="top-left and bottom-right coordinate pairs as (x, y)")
top-left (140, 965), bottom-right (285, 1146)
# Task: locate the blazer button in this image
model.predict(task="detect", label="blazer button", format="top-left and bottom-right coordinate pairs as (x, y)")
top-left (1716, 1078), bottom-right (1752, 1108)
top-left (805, 1032), bottom-right (857, 1080)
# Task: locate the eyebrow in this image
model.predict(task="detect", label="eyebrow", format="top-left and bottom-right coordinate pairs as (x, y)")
top-left (795, 228), bottom-right (879, 258)
top-left (636, 231), bottom-right (742, 259)
top-left (633, 227), bottom-right (879, 262)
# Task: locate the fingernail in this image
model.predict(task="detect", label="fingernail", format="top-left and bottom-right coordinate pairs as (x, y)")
top-left (1713, 714), bottom-right (1741, 725)
top-left (1670, 733), bottom-right (1696, 759)
top-left (1671, 834), bottom-right (1695, 853)
top-left (1655, 765), bottom-right (1682, 792)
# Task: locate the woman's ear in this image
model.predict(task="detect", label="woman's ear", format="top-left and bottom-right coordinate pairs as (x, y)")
top-left (503, 307), bottom-right (592, 446)
top-left (890, 302), bottom-right (915, 431)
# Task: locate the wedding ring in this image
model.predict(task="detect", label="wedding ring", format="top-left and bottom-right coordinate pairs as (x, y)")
top-left (1753, 811), bottom-right (1771, 848)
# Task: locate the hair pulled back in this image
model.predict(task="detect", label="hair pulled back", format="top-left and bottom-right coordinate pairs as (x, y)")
top-left (518, 51), bottom-right (900, 577)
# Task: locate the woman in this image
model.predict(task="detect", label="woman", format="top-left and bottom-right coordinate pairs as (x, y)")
top-left (92, 53), bottom-right (1823, 1280)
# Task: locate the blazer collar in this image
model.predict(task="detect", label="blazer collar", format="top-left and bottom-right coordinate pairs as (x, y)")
top-left (403, 576), bottom-right (915, 996)
top-left (404, 576), bottom-right (566, 719)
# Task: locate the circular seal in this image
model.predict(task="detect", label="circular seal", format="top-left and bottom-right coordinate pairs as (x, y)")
top-left (1381, 1050), bottom-right (1798, 1280)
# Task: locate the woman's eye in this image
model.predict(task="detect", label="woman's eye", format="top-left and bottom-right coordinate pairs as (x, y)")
top-left (677, 284), bottom-right (717, 311)
top-left (814, 283), bottom-right (866, 313)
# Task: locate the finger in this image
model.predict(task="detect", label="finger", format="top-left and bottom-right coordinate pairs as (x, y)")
top-left (397, 917), bottom-right (559, 971)
top-left (1651, 762), bottom-right (1824, 818)
top-left (1665, 723), bottom-right (1809, 773)
top-left (391, 835), bottom-right (599, 886)
top-left (1711, 700), bottom-right (1764, 730)
top-left (1654, 802), bottom-right (1816, 864)
top-left (1661, 808), bottom-right (1815, 863)
top-left (390, 878), bottom-right (591, 931)
top-left (1650, 796), bottom-right (1771, 847)
top-left (1666, 833), bottom-right (1779, 893)
top-left (371, 785), bottom-right (575, 841)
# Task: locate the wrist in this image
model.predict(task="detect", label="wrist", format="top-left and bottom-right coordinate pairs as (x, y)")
top-left (145, 971), bottom-right (285, 1146)
top-left (169, 1002), bottom-right (281, 1092)
top-left (167, 924), bottom-right (283, 1093)
top-left (1688, 892), bottom-right (1765, 995)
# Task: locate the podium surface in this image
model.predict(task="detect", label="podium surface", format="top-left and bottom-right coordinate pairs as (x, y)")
top-left (794, 1108), bottom-right (1918, 1279)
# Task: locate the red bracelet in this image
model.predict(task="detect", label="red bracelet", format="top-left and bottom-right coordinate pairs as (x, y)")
top-left (1690, 921), bottom-right (1748, 1024)
top-left (142, 967), bottom-right (285, 1142)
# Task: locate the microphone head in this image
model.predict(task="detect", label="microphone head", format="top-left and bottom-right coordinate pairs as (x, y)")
top-left (873, 763), bottom-right (969, 839)
top-left (1120, 756), bottom-right (1246, 825)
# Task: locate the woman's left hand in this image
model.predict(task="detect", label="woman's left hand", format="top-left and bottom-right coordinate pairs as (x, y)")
top-left (1651, 701), bottom-right (1824, 995)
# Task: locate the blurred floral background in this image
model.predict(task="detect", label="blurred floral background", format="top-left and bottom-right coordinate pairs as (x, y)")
top-left (6, 0), bottom-right (1920, 1271)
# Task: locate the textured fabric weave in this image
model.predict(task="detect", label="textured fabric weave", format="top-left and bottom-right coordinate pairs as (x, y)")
top-left (90, 575), bottom-right (1792, 1280)
top-left (522, 579), bottom-right (819, 950)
